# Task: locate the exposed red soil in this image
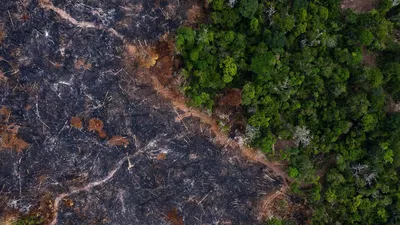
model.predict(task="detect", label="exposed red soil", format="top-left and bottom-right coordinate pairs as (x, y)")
top-left (0, 23), bottom-right (5, 44)
top-left (166, 208), bottom-right (183, 225)
top-left (74, 59), bottom-right (92, 71)
top-left (274, 139), bottom-right (297, 151)
top-left (39, 0), bottom-right (124, 39)
top-left (219, 89), bottom-right (242, 107)
top-left (362, 46), bottom-right (377, 66)
top-left (186, 4), bottom-right (206, 25)
top-left (341, 0), bottom-right (380, 13)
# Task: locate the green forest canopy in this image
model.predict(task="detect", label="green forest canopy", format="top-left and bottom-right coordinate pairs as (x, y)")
top-left (176, 0), bottom-right (400, 224)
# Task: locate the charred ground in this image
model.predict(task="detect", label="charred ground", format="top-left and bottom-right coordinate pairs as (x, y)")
top-left (0, 0), bottom-right (282, 224)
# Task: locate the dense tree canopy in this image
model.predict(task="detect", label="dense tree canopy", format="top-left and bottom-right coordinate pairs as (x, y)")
top-left (176, 0), bottom-right (400, 224)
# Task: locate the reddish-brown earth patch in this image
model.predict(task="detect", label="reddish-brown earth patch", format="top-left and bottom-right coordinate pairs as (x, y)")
top-left (87, 118), bottom-right (107, 139)
top-left (107, 136), bottom-right (129, 147)
top-left (0, 23), bottom-right (5, 44)
top-left (70, 117), bottom-right (83, 129)
top-left (0, 124), bottom-right (30, 153)
top-left (166, 208), bottom-right (184, 225)
top-left (156, 152), bottom-right (167, 160)
top-left (341, 0), bottom-right (380, 13)
top-left (219, 89), bottom-right (242, 107)
top-left (186, 5), bottom-right (206, 25)
top-left (274, 139), bottom-right (297, 151)
top-left (362, 46), bottom-right (377, 66)
top-left (0, 70), bottom-right (7, 82)
top-left (0, 107), bottom-right (29, 152)
top-left (74, 58), bottom-right (92, 71)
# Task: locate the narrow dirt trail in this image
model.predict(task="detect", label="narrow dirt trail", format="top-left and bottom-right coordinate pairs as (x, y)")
top-left (152, 77), bottom-right (290, 186)
top-left (39, 0), bottom-right (124, 40)
top-left (49, 156), bottom-right (128, 225)
top-left (151, 78), bottom-right (291, 219)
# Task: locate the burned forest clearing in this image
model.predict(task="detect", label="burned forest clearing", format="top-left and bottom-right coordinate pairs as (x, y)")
top-left (1, 0), bottom-right (400, 225)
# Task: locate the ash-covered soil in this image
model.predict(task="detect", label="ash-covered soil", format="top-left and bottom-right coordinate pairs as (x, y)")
top-left (0, 0), bottom-right (281, 224)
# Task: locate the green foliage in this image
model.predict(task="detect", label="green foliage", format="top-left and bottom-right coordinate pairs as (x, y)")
top-left (293, 0), bottom-right (308, 10)
top-left (176, 27), bottom-right (195, 53)
top-left (242, 83), bottom-right (256, 105)
top-left (360, 29), bottom-right (374, 46)
top-left (192, 92), bottom-right (213, 109)
top-left (13, 216), bottom-right (44, 225)
top-left (211, 0), bottom-right (224, 11)
top-left (256, 131), bottom-right (275, 153)
top-left (319, 6), bottom-right (329, 20)
top-left (176, 0), bottom-right (400, 224)
top-left (250, 52), bottom-right (276, 77)
top-left (220, 56), bottom-right (237, 83)
top-left (387, 4), bottom-right (400, 26)
top-left (250, 18), bottom-right (260, 34)
top-left (239, 0), bottom-right (258, 19)
top-left (265, 218), bottom-right (296, 225)
top-left (288, 167), bottom-right (299, 178)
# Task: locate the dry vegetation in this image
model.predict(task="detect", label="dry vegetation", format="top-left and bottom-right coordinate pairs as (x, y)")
top-left (125, 44), bottom-right (159, 69)
top-left (88, 118), bottom-right (107, 139)
top-left (0, 70), bottom-right (7, 83)
top-left (166, 208), bottom-right (183, 225)
top-left (107, 136), bottom-right (129, 147)
top-left (0, 107), bottom-right (29, 152)
top-left (70, 117), bottom-right (83, 129)
top-left (0, 23), bottom-right (5, 44)
top-left (186, 5), bottom-right (206, 24)
top-left (74, 59), bottom-right (92, 71)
